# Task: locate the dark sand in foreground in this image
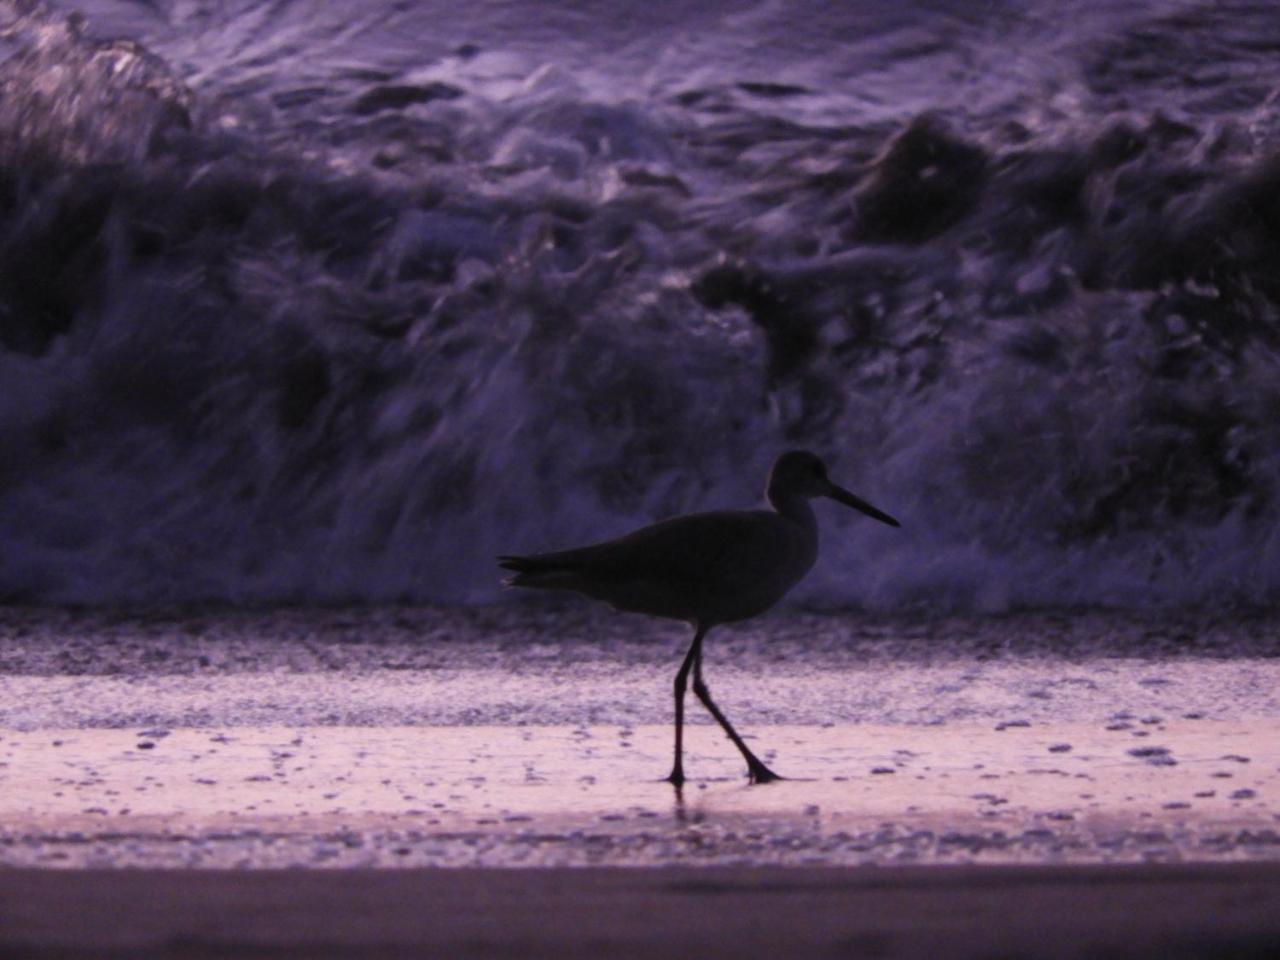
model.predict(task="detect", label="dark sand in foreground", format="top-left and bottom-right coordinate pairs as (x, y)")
top-left (4, 863), bottom-right (1280, 959)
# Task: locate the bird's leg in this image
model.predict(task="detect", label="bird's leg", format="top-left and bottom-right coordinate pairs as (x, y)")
top-left (692, 649), bottom-right (782, 784)
top-left (666, 623), bottom-right (706, 787)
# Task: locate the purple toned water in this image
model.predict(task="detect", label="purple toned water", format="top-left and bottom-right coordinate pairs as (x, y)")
top-left (4, 2), bottom-right (1280, 608)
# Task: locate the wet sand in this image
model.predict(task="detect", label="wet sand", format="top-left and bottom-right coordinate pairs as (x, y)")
top-left (1, 719), bottom-right (1277, 868)
top-left (1, 606), bottom-right (1278, 955)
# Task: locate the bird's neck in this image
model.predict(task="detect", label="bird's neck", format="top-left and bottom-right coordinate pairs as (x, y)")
top-left (768, 491), bottom-right (817, 531)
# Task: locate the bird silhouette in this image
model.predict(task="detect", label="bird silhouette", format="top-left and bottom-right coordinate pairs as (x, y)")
top-left (499, 450), bottom-right (900, 786)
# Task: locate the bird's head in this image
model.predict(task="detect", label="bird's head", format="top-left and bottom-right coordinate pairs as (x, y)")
top-left (767, 450), bottom-right (900, 527)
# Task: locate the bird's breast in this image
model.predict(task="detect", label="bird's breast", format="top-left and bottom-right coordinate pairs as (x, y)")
top-left (692, 516), bottom-right (817, 624)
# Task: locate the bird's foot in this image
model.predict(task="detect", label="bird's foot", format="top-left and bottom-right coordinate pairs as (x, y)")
top-left (747, 762), bottom-right (783, 785)
top-left (666, 767), bottom-right (686, 788)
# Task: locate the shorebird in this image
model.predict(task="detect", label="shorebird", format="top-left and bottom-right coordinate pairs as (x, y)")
top-left (498, 450), bottom-right (900, 786)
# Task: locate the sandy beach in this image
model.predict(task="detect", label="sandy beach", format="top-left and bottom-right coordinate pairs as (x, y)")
top-left (1, 606), bottom-right (1278, 956)
top-left (4, 862), bottom-right (1280, 959)
top-left (1, 718), bottom-right (1277, 869)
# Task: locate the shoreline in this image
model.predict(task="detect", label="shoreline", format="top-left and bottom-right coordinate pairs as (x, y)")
top-left (2, 607), bottom-right (1277, 869)
top-left (3, 606), bottom-right (1278, 956)
top-left (2, 721), bottom-right (1277, 869)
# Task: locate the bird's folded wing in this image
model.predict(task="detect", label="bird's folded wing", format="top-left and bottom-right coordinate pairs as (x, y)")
top-left (594, 511), bottom-right (801, 590)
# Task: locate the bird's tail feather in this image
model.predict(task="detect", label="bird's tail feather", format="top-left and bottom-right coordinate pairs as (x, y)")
top-left (497, 554), bottom-right (585, 589)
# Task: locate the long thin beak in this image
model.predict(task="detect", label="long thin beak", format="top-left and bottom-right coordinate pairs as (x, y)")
top-left (827, 482), bottom-right (901, 527)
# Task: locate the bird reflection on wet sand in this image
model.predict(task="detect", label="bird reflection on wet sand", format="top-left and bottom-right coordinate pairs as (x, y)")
top-left (500, 451), bottom-right (900, 786)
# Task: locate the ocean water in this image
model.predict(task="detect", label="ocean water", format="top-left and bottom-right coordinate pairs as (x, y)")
top-left (4, 0), bottom-right (1280, 608)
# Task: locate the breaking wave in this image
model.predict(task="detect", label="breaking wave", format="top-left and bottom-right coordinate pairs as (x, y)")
top-left (4, 0), bottom-right (1280, 609)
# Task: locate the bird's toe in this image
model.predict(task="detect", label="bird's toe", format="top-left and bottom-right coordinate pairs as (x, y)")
top-left (747, 763), bottom-right (783, 785)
